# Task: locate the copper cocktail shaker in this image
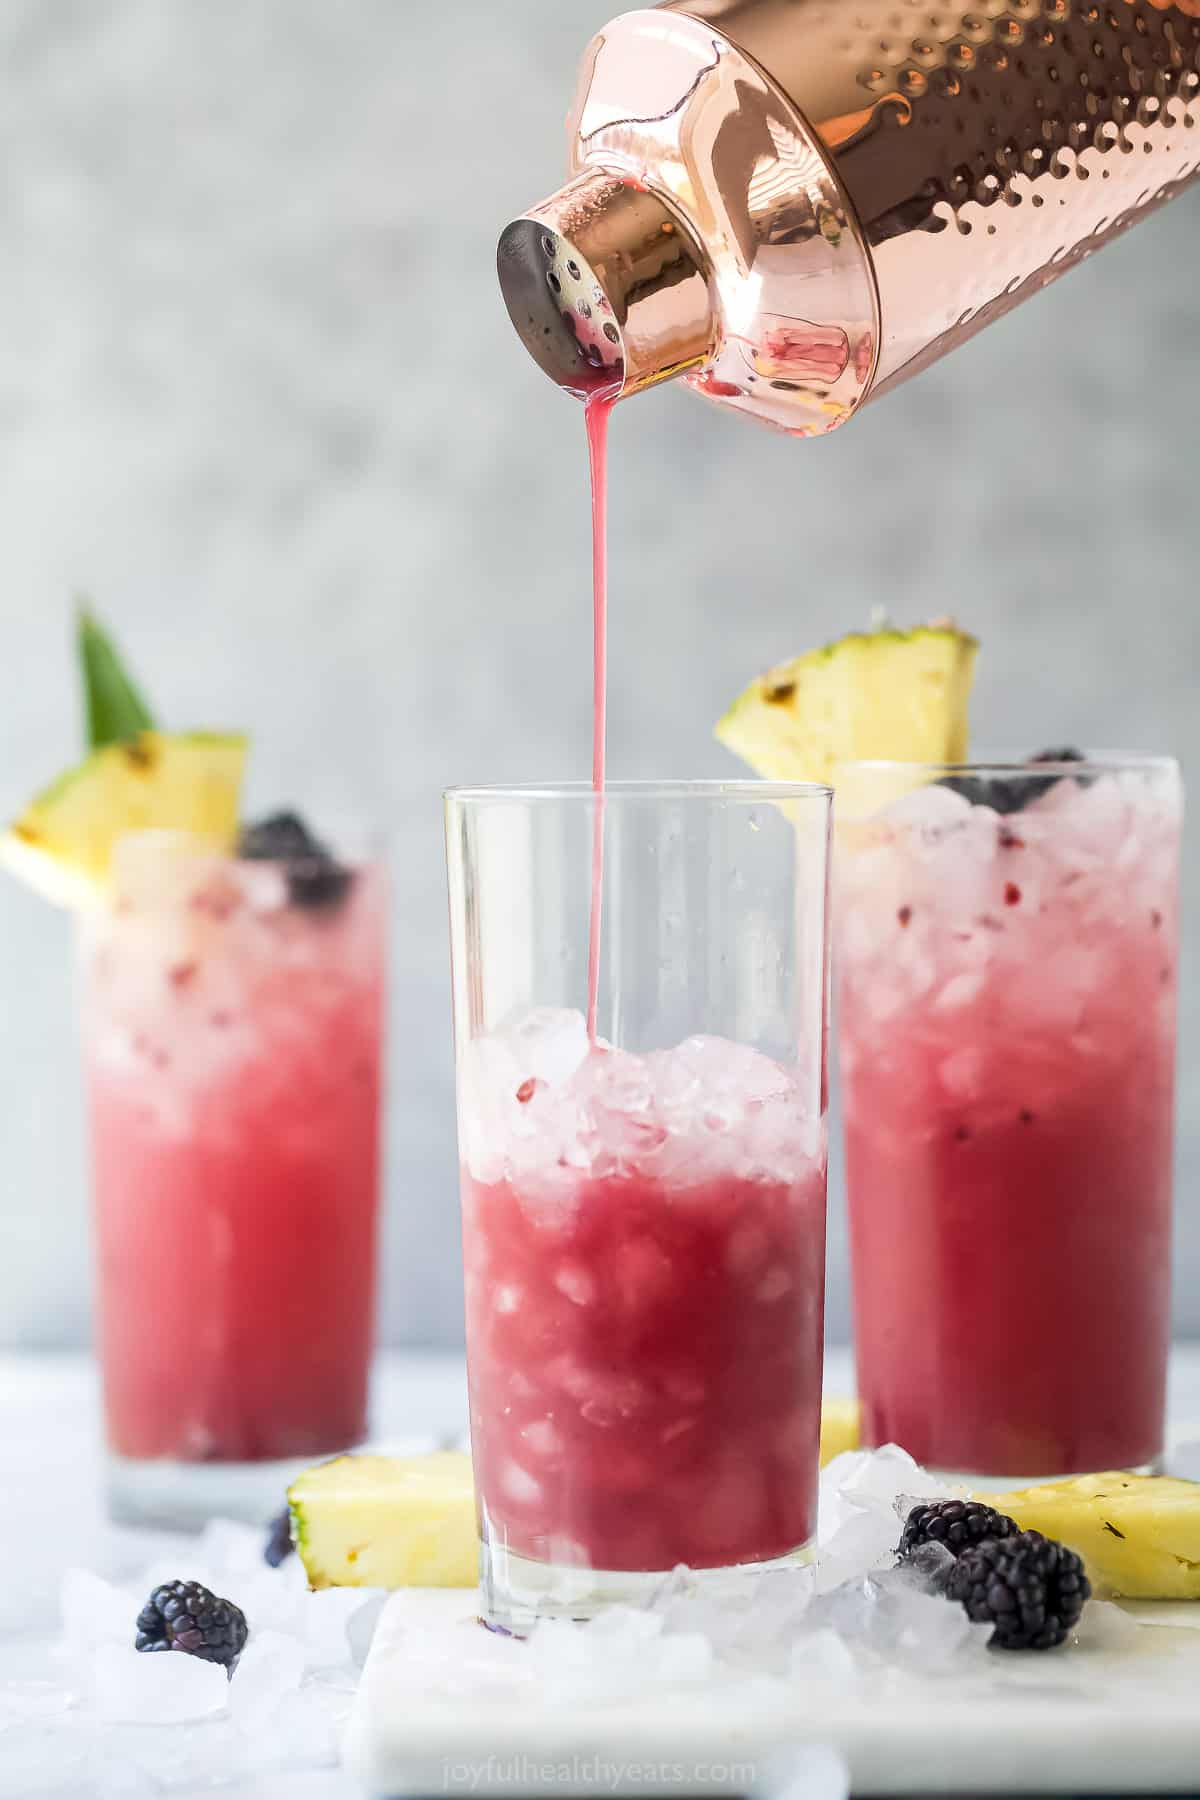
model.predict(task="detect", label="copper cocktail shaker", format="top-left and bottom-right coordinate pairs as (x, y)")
top-left (498, 0), bottom-right (1199, 434)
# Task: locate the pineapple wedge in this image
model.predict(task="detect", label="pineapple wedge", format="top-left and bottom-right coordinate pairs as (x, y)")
top-left (820, 1397), bottom-right (861, 1467)
top-left (716, 624), bottom-right (977, 801)
top-left (2, 731), bottom-right (246, 907)
top-left (289, 1452), bottom-right (477, 1591)
top-left (289, 1403), bottom-right (863, 1593)
top-left (984, 1471), bottom-right (1200, 1600)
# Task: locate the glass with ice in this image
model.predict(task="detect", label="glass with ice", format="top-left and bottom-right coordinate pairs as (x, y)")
top-left (82, 829), bottom-right (387, 1527)
top-left (835, 756), bottom-right (1181, 1481)
top-left (446, 782), bottom-right (831, 1629)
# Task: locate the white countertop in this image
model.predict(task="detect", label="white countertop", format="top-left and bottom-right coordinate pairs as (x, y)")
top-left (2, 1346), bottom-right (1198, 1798)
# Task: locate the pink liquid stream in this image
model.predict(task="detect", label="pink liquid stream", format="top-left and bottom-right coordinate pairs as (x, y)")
top-left (585, 394), bottom-right (612, 1041)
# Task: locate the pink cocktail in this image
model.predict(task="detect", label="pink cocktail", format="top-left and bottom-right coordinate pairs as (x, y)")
top-left (82, 831), bottom-right (386, 1525)
top-left (446, 783), bottom-right (832, 1628)
top-left (836, 758), bottom-right (1180, 1479)
top-left (461, 1028), bottom-right (826, 1577)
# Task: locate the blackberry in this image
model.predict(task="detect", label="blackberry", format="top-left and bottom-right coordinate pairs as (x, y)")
top-left (937, 772), bottom-right (1000, 811)
top-left (939, 747), bottom-right (1088, 818)
top-left (238, 810), bottom-right (353, 911)
top-left (135, 1579), bottom-right (249, 1672)
top-left (1006, 746), bottom-right (1089, 811)
top-left (946, 1530), bottom-right (1090, 1650)
top-left (898, 1498), bottom-right (1020, 1560)
top-left (264, 1506), bottom-right (295, 1568)
top-left (1029, 745), bottom-right (1087, 768)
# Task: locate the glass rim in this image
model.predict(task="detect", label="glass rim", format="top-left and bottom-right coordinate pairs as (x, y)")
top-left (837, 751), bottom-right (1178, 779)
top-left (444, 779), bottom-right (832, 804)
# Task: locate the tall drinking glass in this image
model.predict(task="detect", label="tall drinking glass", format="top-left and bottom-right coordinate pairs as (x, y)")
top-left (81, 829), bottom-right (387, 1528)
top-left (835, 756), bottom-right (1181, 1482)
top-left (446, 782), bottom-right (831, 1631)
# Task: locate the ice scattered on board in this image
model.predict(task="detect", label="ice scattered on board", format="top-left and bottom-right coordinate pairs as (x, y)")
top-left (92, 1643), bottom-right (229, 1723)
top-left (364, 1443), bottom-right (1198, 1733)
top-left (529, 1606), bottom-right (714, 1707)
top-left (20, 1511), bottom-right (365, 1792)
top-left (346, 1593), bottom-right (388, 1669)
top-left (229, 1628), bottom-right (307, 1727)
top-left (13, 1443), bottom-right (1198, 1790)
top-left (815, 1443), bottom-right (960, 1592)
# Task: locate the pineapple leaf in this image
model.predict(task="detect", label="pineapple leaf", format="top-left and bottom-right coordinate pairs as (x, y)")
top-left (77, 604), bottom-right (157, 749)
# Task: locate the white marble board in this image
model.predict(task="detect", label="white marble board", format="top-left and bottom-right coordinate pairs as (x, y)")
top-left (346, 1588), bottom-right (1200, 1797)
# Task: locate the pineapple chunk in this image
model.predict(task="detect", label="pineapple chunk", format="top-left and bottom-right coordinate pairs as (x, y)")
top-left (715, 624), bottom-right (977, 801)
top-left (820, 1397), bottom-right (861, 1467)
top-left (2, 731), bottom-right (246, 907)
top-left (289, 1452), bottom-right (477, 1591)
top-left (984, 1472), bottom-right (1200, 1600)
top-left (290, 1405), bottom-right (862, 1593)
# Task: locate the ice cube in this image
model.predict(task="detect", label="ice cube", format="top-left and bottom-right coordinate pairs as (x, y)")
top-left (669, 1035), bottom-right (794, 1110)
top-left (507, 1008), bottom-right (590, 1086)
top-left (886, 782), bottom-right (973, 837)
top-left (1071, 1599), bottom-right (1142, 1652)
top-left (266, 1569), bottom-right (312, 1643)
top-left (751, 1743), bottom-right (850, 1800)
top-left (572, 1046), bottom-right (665, 1168)
top-left (893, 1539), bottom-right (956, 1596)
top-left (199, 1518), bottom-right (269, 1581)
top-left (61, 1566), bottom-right (130, 1650)
top-left (820, 1445), bottom-right (958, 1540)
top-left (554, 1261), bottom-right (597, 1306)
top-left (788, 1627), bottom-right (859, 1686)
top-left (610, 1236), bottom-right (676, 1314)
top-left (814, 1506), bottom-right (901, 1594)
top-left (816, 1447), bottom-right (960, 1590)
top-left (582, 1604), bottom-right (665, 1647)
top-left (239, 1680), bottom-right (349, 1772)
top-left (305, 1586), bottom-right (369, 1668)
top-left (499, 1461), bottom-right (543, 1508)
top-left (650, 1564), bottom-right (814, 1672)
top-left (91, 1646), bottom-right (228, 1723)
top-left (346, 1594), bottom-right (387, 1669)
top-left (867, 1568), bottom-right (976, 1669)
top-left (656, 1631), bottom-right (716, 1685)
top-left (0, 1725), bottom-right (97, 1799)
top-left (229, 1629), bottom-right (305, 1726)
top-left (519, 1417), bottom-right (564, 1461)
top-left (0, 1677), bottom-right (76, 1719)
top-left (529, 1606), bottom-right (712, 1707)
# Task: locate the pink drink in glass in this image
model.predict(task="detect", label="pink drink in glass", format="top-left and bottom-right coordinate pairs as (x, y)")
top-left (81, 835), bottom-right (386, 1507)
top-left (460, 1019), bottom-right (826, 1575)
top-left (837, 761), bottom-right (1180, 1478)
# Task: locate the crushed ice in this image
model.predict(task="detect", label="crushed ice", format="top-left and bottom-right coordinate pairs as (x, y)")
top-left (372, 1445), bottom-right (1184, 1730)
top-left (9, 1446), bottom-right (1191, 1790)
top-left (5, 1516), bottom-right (358, 1795)
top-left (458, 1009), bottom-right (822, 1189)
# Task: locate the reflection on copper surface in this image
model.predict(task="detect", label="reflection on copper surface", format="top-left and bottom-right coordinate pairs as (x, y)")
top-left (672, 0), bottom-right (1200, 400)
top-left (498, 0), bottom-right (1199, 433)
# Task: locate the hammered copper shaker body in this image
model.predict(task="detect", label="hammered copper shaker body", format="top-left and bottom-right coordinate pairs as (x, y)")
top-left (498, 0), bottom-right (1199, 435)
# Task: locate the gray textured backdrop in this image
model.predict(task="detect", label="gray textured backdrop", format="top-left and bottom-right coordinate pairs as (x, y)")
top-left (1, 0), bottom-right (1197, 1351)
